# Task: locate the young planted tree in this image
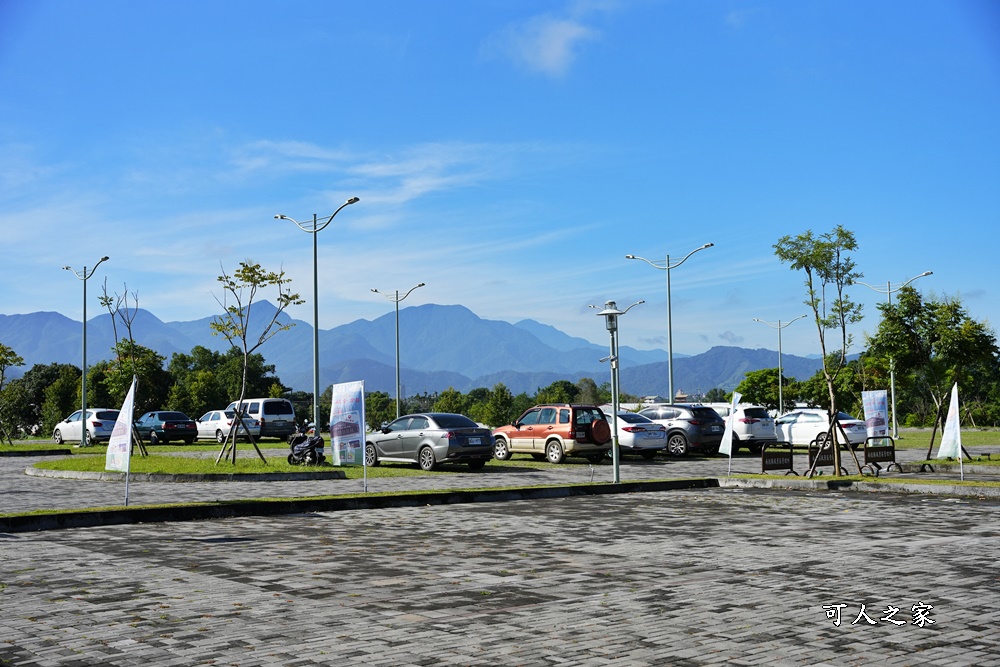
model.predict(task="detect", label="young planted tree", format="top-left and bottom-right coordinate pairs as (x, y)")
top-left (0, 343), bottom-right (25, 443)
top-left (211, 260), bottom-right (303, 464)
top-left (774, 226), bottom-right (863, 475)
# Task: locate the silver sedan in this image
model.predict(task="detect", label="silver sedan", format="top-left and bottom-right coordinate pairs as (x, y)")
top-left (364, 413), bottom-right (494, 471)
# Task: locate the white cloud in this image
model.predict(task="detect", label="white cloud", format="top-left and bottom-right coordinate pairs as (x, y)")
top-left (485, 13), bottom-right (600, 77)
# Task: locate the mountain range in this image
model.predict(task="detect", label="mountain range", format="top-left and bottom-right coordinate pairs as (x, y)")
top-left (0, 302), bottom-right (826, 397)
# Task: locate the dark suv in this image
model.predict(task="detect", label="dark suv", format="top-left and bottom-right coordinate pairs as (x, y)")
top-left (637, 404), bottom-right (725, 456)
top-left (492, 404), bottom-right (612, 464)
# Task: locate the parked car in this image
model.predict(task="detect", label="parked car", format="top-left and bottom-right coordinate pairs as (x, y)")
top-left (134, 411), bottom-right (198, 445)
top-left (493, 404), bottom-right (612, 464)
top-left (604, 410), bottom-right (666, 458)
top-left (52, 408), bottom-right (120, 446)
top-left (637, 404), bottom-right (725, 456)
top-left (774, 409), bottom-right (867, 448)
top-left (196, 410), bottom-right (261, 443)
top-left (706, 403), bottom-right (777, 454)
top-left (224, 398), bottom-right (297, 439)
top-left (364, 412), bottom-right (494, 471)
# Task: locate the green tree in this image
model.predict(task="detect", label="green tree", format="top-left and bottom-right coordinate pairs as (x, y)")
top-left (433, 387), bottom-right (468, 414)
top-left (865, 287), bottom-right (1000, 430)
top-left (481, 383), bottom-right (516, 428)
top-left (210, 260), bottom-right (303, 462)
top-left (575, 378), bottom-right (601, 405)
top-left (365, 391), bottom-right (395, 431)
top-left (0, 343), bottom-right (26, 442)
top-left (703, 387), bottom-right (728, 403)
top-left (41, 365), bottom-right (82, 434)
top-left (535, 380), bottom-right (580, 404)
top-left (775, 226), bottom-right (863, 472)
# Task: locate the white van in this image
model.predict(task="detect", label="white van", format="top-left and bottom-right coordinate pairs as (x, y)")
top-left (225, 398), bottom-right (297, 439)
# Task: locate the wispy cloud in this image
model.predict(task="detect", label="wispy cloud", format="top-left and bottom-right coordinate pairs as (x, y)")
top-left (483, 1), bottom-right (615, 77)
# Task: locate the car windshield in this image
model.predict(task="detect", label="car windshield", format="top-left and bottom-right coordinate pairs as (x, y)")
top-left (432, 414), bottom-right (478, 429)
top-left (159, 412), bottom-right (190, 421)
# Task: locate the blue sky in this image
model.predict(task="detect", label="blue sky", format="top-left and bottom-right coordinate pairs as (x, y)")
top-left (2, 0), bottom-right (998, 359)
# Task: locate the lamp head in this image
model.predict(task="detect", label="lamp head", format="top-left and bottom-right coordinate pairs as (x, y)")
top-left (274, 214), bottom-right (284, 219)
top-left (703, 243), bottom-right (714, 249)
top-left (346, 196), bottom-right (360, 205)
top-left (371, 288), bottom-right (378, 293)
top-left (625, 254), bottom-right (635, 259)
top-left (100, 256), bottom-right (110, 262)
top-left (417, 282), bottom-right (426, 287)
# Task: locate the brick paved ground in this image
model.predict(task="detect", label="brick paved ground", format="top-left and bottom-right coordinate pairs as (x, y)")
top-left (2, 446), bottom-right (999, 665)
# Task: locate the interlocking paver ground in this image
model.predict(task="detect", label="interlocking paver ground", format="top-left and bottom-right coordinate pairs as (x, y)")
top-left (2, 445), bottom-right (1000, 665)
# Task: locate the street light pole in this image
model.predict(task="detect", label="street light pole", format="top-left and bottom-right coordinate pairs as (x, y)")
top-left (854, 271), bottom-right (932, 438)
top-left (625, 243), bottom-right (713, 403)
top-left (752, 315), bottom-right (806, 413)
top-left (63, 256), bottom-right (110, 447)
top-left (372, 283), bottom-right (426, 418)
top-left (276, 197), bottom-right (360, 434)
top-left (593, 299), bottom-right (644, 485)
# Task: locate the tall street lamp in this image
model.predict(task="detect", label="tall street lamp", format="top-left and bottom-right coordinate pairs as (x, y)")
top-left (593, 299), bottom-right (644, 485)
top-left (854, 271), bottom-right (932, 439)
top-left (372, 282), bottom-right (426, 418)
top-left (63, 256), bottom-right (110, 447)
top-left (752, 315), bottom-right (806, 414)
top-left (276, 196), bottom-right (360, 434)
top-left (626, 243), bottom-right (713, 403)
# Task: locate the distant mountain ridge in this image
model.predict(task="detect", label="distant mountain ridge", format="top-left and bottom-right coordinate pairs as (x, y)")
top-left (0, 303), bottom-right (825, 396)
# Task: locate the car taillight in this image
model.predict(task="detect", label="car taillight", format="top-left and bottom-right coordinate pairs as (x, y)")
top-left (442, 431), bottom-right (456, 439)
top-left (689, 420), bottom-right (702, 425)
top-left (621, 426), bottom-right (641, 433)
top-left (739, 418), bottom-right (759, 424)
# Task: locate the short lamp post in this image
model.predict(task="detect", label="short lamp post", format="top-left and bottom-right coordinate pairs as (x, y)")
top-left (752, 315), bottom-right (806, 414)
top-left (626, 243), bottom-right (713, 403)
top-left (372, 283), bottom-right (426, 418)
top-left (63, 256), bottom-right (110, 447)
top-left (275, 197), bottom-right (360, 435)
top-left (854, 271), bottom-right (932, 439)
top-left (594, 299), bottom-right (644, 484)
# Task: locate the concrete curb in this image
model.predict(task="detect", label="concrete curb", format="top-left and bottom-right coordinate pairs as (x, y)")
top-left (720, 475), bottom-right (1000, 497)
top-left (24, 466), bottom-right (347, 483)
top-left (0, 478), bottom-right (719, 533)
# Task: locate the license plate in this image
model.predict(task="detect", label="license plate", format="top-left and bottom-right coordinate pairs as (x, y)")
top-left (468, 437), bottom-right (482, 445)
top-left (709, 425), bottom-right (722, 433)
top-left (272, 420), bottom-right (286, 426)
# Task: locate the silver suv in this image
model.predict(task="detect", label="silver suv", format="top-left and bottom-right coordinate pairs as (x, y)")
top-left (637, 404), bottom-right (725, 456)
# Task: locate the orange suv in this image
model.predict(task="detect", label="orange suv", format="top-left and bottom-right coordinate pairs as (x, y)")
top-left (492, 404), bottom-right (612, 464)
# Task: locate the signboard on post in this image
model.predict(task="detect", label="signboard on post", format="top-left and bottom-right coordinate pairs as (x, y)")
top-left (862, 390), bottom-right (889, 439)
top-left (329, 380), bottom-right (365, 467)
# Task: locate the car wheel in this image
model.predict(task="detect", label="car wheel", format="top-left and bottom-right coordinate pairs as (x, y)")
top-left (640, 450), bottom-right (657, 460)
top-left (493, 437), bottom-right (512, 461)
top-left (364, 442), bottom-right (380, 467)
top-left (748, 442), bottom-right (764, 455)
top-left (184, 438), bottom-right (195, 446)
top-left (418, 446), bottom-right (436, 471)
top-left (667, 433), bottom-right (688, 457)
top-left (287, 453), bottom-right (296, 465)
top-left (545, 440), bottom-right (565, 464)
top-left (150, 432), bottom-right (161, 446)
top-left (216, 430), bottom-right (226, 444)
top-left (53, 429), bottom-right (63, 444)
top-left (730, 435), bottom-right (741, 454)
top-left (585, 453), bottom-right (604, 464)
top-left (468, 459), bottom-right (487, 471)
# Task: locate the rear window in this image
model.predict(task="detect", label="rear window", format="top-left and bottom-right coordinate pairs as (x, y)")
top-left (263, 401), bottom-right (294, 416)
top-left (690, 407), bottom-right (723, 420)
top-left (615, 412), bottom-right (650, 424)
top-left (159, 412), bottom-right (189, 421)
top-left (743, 408), bottom-right (770, 419)
top-left (575, 408), bottom-right (605, 424)
top-left (432, 414), bottom-right (478, 429)
top-left (95, 411), bottom-right (120, 421)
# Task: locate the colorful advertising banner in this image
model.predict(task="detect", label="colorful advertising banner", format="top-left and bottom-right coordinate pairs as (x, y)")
top-left (861, 390), bottom-right (889, 439)
top-left (329, 380), bottom-right (365, 466)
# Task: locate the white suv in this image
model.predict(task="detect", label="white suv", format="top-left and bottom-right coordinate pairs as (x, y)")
top-left (706, 403), bottom-right (776, 454)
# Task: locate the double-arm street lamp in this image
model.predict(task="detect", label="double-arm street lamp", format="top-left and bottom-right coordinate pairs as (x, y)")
top-left (854, 271), bottom-right (933, 439)
top-left (372, 282), bottom-right (426, 418)
top-left (626, 243), bottom-right (713, 403)
top-left (63, 256), bottom-right (110, 447)
top-left (593, 299), bottom-right (644, 485)
top-left (752, 315), bottom-right (807, 414)
top-left (275, 196), bottom-right (360, 434)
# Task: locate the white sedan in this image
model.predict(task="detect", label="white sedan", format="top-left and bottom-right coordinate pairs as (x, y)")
top-left (196, 410), bottom-right (262, 443)
top-left (774, 409), bottom-right (867, 448)
top-left (605, 411), bottom-right (667, 459)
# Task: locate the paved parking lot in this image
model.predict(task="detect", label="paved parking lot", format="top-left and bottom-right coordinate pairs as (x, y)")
top-left (2, 447), bottom-right (1000, 665)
